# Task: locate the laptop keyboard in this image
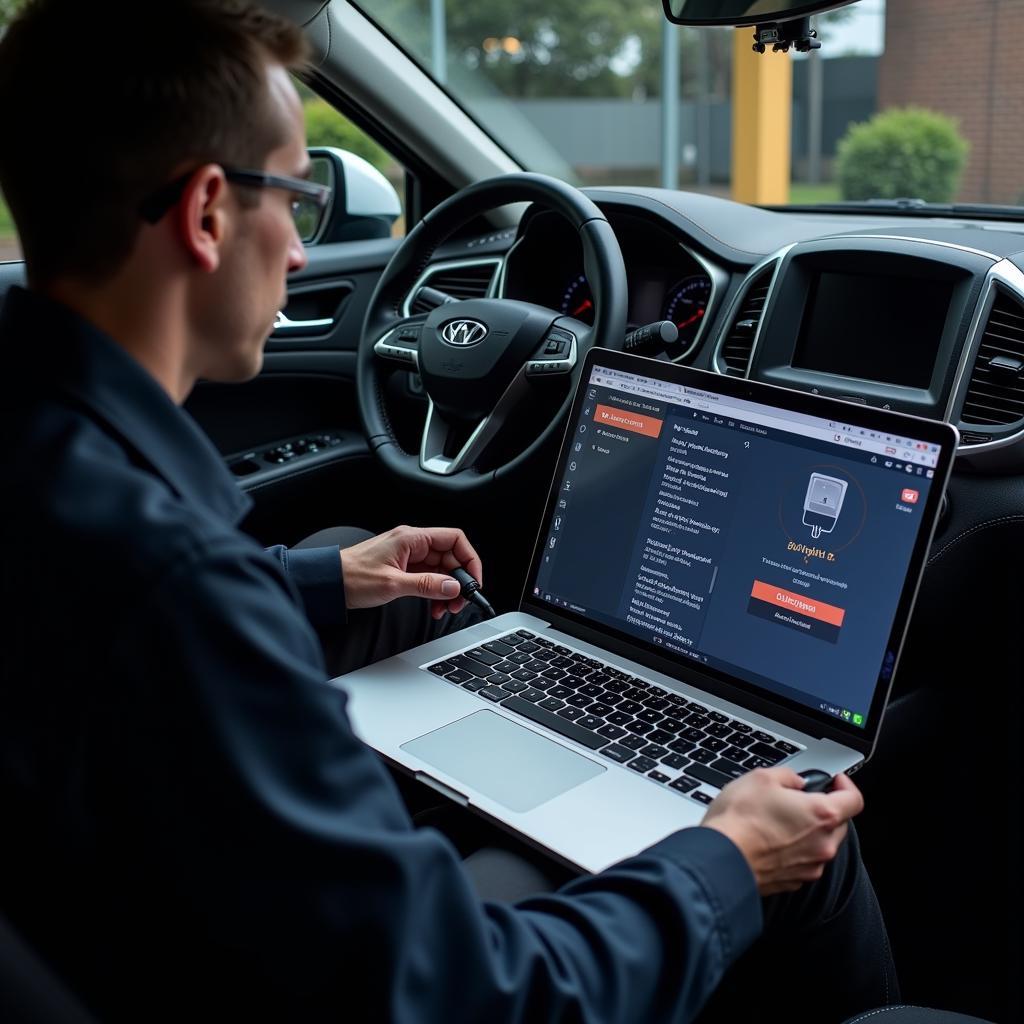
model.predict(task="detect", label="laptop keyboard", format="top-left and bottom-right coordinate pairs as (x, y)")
top-left (423, 630), bottom-right (802, 806)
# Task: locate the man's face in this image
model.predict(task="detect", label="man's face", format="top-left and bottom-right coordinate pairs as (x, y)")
top-left (194, 62), bottom-right (309, 382)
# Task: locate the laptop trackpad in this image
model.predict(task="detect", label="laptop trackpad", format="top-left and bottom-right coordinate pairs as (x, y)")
top-left (401, 710), bottom-right (605, 813)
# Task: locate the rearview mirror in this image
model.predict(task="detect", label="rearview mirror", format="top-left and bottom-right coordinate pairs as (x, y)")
top-left (302, 147), bottom-right (402, 245)
top-left (661, 1), bottom-right (857, 26)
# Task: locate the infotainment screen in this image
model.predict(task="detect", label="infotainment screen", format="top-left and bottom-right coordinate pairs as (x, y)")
top-left (793, 271), bottom-right (953, 388)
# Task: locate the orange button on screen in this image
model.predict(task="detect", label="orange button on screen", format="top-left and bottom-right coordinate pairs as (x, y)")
top-left (593, 404), bottom-right (663, 438)
top-left (750, 580), bottom-right (846, 627)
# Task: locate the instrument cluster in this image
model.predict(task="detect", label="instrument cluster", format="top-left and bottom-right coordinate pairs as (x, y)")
top-left (501, 207), bottom-right (717, 361)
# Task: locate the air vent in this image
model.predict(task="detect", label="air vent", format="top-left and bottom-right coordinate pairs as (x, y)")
top-left (960, 290), bottom-right (1024, 430)
top-left (959, 430), bottom-right (991, 446)
top-left (718, 264), bottom-right (775, 376)
top-left (408, 259), bottom-right (500, 315)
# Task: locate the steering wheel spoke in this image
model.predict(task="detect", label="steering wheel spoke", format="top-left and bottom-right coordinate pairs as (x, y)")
top-left (553, 315), bottom-right (595, 347)
top-left (419, 369), bottom-right (532, 476)
top-left (372, 316), bottom-right (426, 371)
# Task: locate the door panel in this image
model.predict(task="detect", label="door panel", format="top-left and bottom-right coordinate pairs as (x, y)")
top-left (263, 239), bottom-right (399, 352)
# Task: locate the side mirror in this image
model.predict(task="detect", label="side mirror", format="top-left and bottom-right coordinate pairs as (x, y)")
top-left (303, 147), bottom-right (402, 245)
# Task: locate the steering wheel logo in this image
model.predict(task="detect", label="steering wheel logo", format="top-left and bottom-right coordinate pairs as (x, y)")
top-left (440, 319), bottom-right (488, 347)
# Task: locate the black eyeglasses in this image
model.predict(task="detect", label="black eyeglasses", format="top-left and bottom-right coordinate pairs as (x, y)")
top-left (139, 167), bottom-right (333, 240)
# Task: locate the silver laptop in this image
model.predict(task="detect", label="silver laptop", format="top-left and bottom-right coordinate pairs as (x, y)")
top-left (332, 349), bottom-right (957, 873)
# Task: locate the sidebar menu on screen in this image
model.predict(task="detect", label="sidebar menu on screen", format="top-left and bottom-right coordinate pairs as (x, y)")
top-left (532, 384), bottom-right (672, 620)
top-left (533, 383), bottom-right (756, 656)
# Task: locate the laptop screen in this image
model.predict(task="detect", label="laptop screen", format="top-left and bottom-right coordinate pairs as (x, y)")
top-left (527, 354), bottom-right (954, 739)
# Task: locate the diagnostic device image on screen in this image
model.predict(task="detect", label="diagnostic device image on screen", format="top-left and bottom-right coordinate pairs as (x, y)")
top-left (531, 362), bottom-right (944, 730)
top-left (803, 473), bottom-right (848, 540)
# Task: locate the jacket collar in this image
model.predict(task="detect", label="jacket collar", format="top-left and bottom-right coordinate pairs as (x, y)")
top-left (2, 286), bottom-right (252, 524)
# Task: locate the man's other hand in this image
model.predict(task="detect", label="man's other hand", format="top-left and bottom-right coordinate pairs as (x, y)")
top-left (700, 768), bottom-right (864, 896)
top-left (340, 526), bottom-right (484, 619)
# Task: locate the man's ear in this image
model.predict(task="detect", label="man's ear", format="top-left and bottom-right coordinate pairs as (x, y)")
top-left (175, 165), bottom-right (229, 274)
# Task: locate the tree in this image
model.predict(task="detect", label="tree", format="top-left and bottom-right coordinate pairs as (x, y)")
top-left (0, 0), bottom-right (26, 29)
top-left (448, 0), bottom-right (661, 98)
top-left (373, 0), bottom-right (727, 100)
top-left (303, 99), bottom-right (392, 174)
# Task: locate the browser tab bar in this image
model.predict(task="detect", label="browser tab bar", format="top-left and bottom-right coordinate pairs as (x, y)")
top-left (588, 364), bottom-right (939, 467)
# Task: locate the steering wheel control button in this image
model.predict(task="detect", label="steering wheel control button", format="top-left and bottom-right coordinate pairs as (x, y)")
top-left (374, 327), bottom-right (421, 370)
top-left (527, 329), bottom-right (577, 378)
top-left (528, 361), bottom-right (563, 376)
top-left (384, 346), bottom-right (416, 364)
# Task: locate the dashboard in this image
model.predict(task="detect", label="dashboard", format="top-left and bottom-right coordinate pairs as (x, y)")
top-left (412, 189), bottom-right (1024, 475)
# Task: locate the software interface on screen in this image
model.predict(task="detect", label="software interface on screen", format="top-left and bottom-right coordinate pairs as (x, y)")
top-left (531, 364), bottom-right (943, 729)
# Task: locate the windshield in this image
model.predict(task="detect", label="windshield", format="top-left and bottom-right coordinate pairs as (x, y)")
top-left (358, 0), bottom-right (1022, 212)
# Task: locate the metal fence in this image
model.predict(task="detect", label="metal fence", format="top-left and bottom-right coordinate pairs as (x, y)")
top-left (506, 56), bottom-right (877, 185)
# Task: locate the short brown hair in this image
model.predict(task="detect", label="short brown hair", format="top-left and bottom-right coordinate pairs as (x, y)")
top-left (0, 0), bottom-right (310, 284)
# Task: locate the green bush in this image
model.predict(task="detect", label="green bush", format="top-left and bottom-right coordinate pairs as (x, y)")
top-left (836, 107), bottom-right (969, 203)
top-left (0, 190), bottom-right (17, 244)
top-left (303, 100), bottom-right (391, 175)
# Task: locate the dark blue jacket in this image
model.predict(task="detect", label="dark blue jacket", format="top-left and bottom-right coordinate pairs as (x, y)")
top-left (0, 287), bottom-right (761, 1022)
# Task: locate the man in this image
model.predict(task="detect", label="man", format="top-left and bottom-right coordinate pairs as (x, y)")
top-left (0, 2), bottom-right (900, 1022)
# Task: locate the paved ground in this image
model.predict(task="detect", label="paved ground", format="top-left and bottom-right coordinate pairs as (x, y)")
top-left (0, 240), bottom-right (22, 262)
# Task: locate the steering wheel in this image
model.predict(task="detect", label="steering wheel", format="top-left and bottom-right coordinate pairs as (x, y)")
top-left (357, 173), bottom-right (628, 491)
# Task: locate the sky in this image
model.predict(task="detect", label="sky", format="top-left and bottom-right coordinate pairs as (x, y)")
top-left (811, 0), bottom-right (886, 58)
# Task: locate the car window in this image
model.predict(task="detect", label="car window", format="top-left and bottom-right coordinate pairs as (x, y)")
top-left (356, 0), bottom-right (1021, 211)
top-left (296, 79), bottom-right (408, 237)
top-left (0, 78), bottom-right (408, 265)
top-left (0, 185), bottom-right (16, 262)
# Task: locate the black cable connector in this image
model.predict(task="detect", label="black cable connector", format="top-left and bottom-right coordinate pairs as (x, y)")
top-left (451, 567), bottom-right (496, 619)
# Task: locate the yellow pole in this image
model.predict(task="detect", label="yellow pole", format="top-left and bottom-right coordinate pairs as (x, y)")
top-left (731, 28), bottom-right (793, 204)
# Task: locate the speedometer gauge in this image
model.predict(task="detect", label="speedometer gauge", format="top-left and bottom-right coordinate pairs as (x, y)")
top-left (663, 275), bottom-right (712, 348)
top-left (560, 273), bottom-right (594, 325)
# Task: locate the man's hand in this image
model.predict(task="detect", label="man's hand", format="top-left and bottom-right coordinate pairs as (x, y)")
top-left (339, 526), bottom-right (484, 619)
top-left (701, 768), bottom-right (864, 896)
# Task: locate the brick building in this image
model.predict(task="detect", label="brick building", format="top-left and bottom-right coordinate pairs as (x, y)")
top-left (878, 0), bottom-right (1023, 205)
